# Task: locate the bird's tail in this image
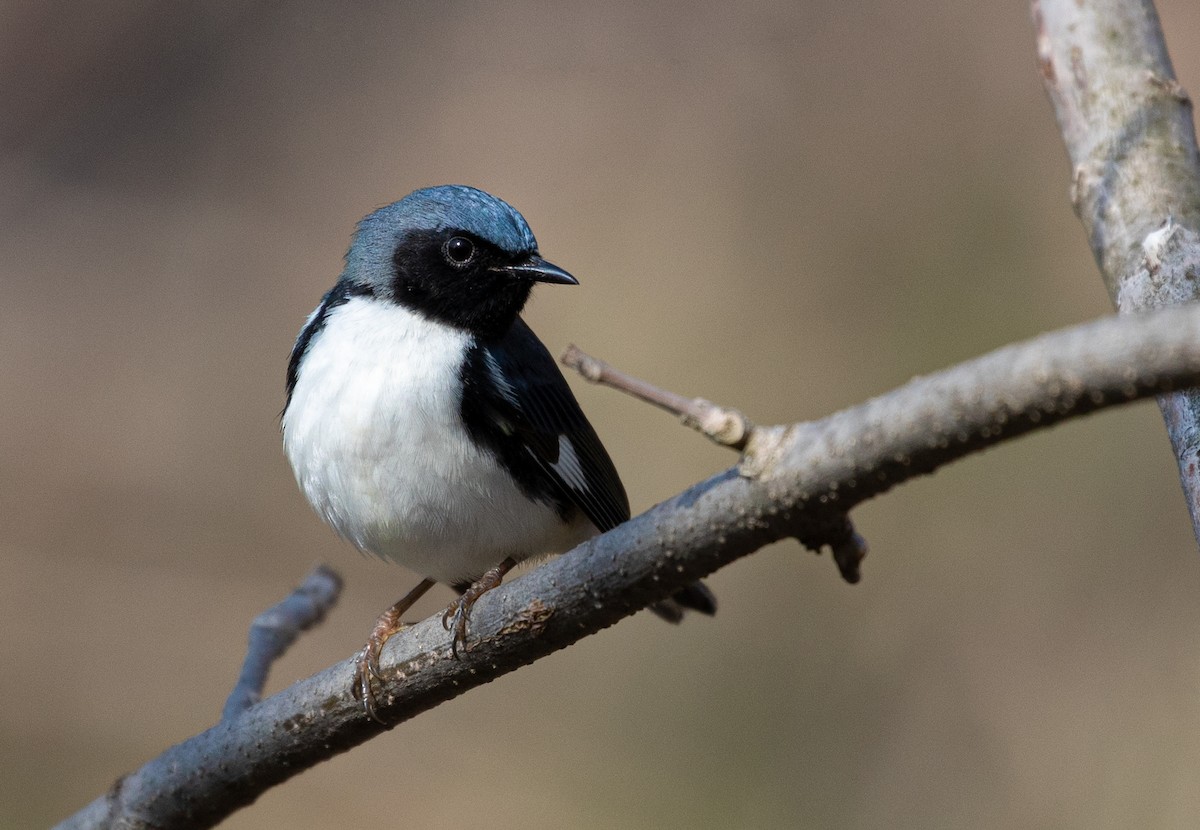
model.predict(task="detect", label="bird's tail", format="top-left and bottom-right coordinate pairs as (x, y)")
top-left (649, 580), bottom-right (717, 623)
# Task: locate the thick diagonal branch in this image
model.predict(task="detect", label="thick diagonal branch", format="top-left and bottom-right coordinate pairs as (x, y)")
top-left (1034, 0), bottom-right (1200, 539)
top-left (55, 303), bottom-right (1200, 830)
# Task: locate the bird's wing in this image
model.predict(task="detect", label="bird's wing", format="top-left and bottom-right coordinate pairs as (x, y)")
top-left (463, 318), bottom-right (630, 533)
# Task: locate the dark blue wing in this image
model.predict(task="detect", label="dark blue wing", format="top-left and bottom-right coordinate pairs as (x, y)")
top-left (460, 318), bottom-right (630, 532)
top-left (461, 319), bottom-right (716, 621)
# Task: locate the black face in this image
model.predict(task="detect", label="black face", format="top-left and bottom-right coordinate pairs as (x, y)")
top-left (390, 228), bottom-right (536, 339)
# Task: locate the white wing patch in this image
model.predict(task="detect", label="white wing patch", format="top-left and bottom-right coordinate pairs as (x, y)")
top-left (553, 434), bottom-right (585, 490)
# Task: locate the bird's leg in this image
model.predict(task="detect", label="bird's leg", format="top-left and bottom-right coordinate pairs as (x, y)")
top-left (352, 577), bottom-right (436, 723)
top-left (443, 556), bottom-right (518, 658)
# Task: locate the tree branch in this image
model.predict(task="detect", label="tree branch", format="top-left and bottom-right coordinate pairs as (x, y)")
top-left (221, 565), bottom-right (342, 722)
top-left (1034, 0), bottom-right (1200, 539)
top-left (560, 343), bottom-right (754, 450)
top-left (55, 303), bottom-right (1200, 830)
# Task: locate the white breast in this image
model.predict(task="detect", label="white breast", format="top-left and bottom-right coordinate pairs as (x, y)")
top-left (282, 297), bottom-right (591, 585)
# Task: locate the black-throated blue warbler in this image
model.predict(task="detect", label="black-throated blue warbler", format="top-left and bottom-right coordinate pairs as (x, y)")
top-left (282, 185), bottom-right (715, 719)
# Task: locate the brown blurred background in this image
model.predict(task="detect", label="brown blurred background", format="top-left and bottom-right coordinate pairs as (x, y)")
top-left (4, 1), bottom-right (1200, 827)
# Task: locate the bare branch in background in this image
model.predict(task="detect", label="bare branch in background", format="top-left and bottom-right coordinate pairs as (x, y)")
top-left (561, 344), bottom-right (754, 450)
top-left (55, 303), bottom-right (1200, 830)
top-left (221, 565), bottom-right (342, 722)
top-left (1034, 0), bottom-right (1200, 539)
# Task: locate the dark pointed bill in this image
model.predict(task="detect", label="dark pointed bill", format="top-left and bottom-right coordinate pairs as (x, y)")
top-left (499, 255), bottom-right (579, 285)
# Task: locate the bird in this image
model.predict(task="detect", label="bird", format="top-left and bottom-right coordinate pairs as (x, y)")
top-left (282, 184), bottom-right (716, 720)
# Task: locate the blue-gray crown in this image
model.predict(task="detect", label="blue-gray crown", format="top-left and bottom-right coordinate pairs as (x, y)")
top-left (344, 185), bottom-right (538, 283)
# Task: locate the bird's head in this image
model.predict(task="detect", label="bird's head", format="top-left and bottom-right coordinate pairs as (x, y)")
top-left (340, 185), bottom-right (576, 339)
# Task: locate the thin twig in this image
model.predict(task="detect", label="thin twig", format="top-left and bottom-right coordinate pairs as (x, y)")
top-left (221, 565), bottom-right (343, 722)
top-left (561, 344), bottom-right (754, 450)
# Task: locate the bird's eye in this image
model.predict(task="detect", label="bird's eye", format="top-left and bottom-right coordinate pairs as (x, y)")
top-left (444, 236), bottom-right (475, 265)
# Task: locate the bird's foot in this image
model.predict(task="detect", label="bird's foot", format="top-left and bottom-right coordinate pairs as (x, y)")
top-left (352, 634), bottom-right (394, 724)
top-left (442, 556), bottom-right (517, 658)
top-left (351, 578), bottom-right (436, 723)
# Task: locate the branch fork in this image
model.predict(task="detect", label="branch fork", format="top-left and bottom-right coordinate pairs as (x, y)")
top-left (560, 344), bottom-right (867, 582)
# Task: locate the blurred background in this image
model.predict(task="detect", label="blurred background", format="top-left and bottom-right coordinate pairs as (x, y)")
top-left (3, 1), bottom-right (1200, 827)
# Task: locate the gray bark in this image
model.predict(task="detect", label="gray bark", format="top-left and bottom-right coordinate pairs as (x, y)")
top-left (1034, 0), bottom-right (1200, 538)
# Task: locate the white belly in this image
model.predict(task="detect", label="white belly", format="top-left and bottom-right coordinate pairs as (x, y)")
top-left (282, 297), bottom-right (591, 585)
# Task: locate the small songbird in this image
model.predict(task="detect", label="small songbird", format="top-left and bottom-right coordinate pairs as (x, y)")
top-left (282, 185), bottom-right (715, 719)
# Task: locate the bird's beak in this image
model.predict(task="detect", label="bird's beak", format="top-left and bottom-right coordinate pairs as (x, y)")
top-left (500, 255), bottom-right (579, 285)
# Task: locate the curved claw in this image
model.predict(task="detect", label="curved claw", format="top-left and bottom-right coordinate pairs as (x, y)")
top-left (352, 645), bottom-right (388, 724)
top-left (443, 598), bottom-right (472, 658)
top-left (441, 556), bottom-right (517, 660)
top-left (364, 642), bottom-right (384, 681)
